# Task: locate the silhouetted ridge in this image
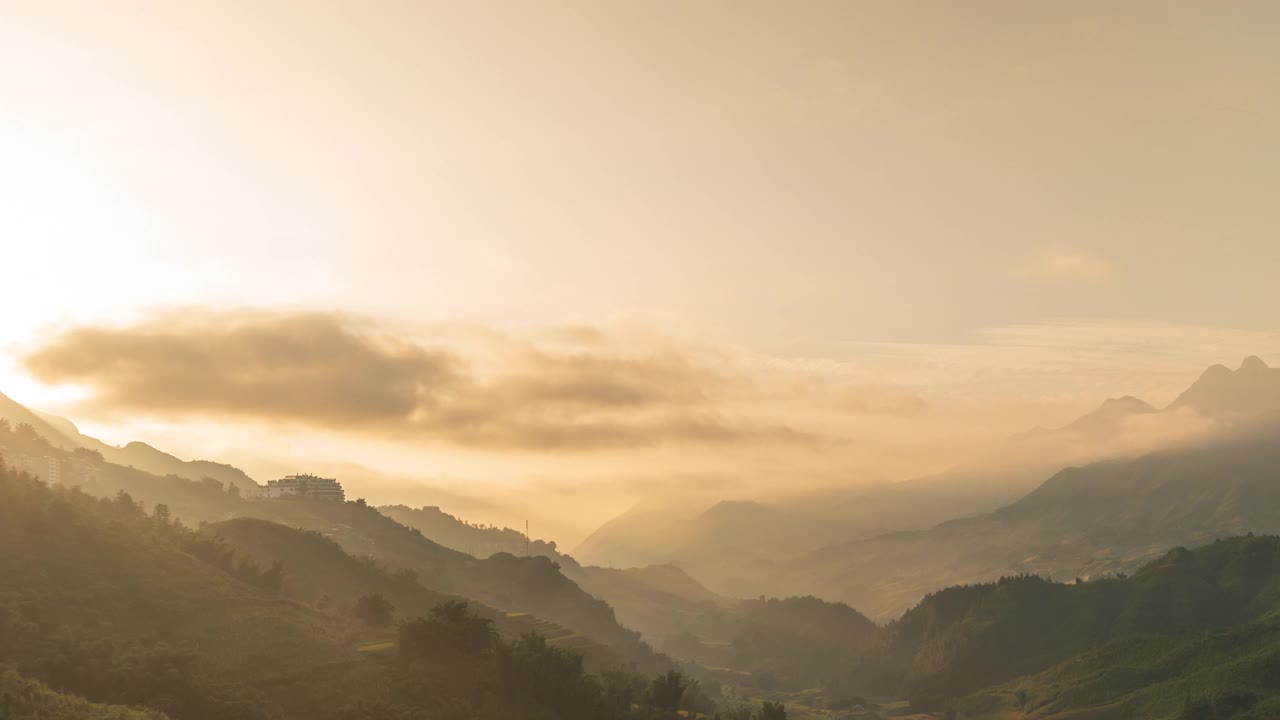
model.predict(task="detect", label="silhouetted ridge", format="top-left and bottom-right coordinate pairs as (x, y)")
top-left (1240, 354), bottom-right (1270, 373)
top-left (1064, 394), bottom-right (1157, 433)
top-left (1169, 355), bottom-right (1280, 416)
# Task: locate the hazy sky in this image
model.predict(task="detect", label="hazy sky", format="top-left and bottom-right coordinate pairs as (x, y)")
top-left (3, 1), bottom-right (1280, 539)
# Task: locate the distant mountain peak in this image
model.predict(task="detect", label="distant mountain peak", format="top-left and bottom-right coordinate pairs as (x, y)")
top-left (1240, 355), bottom-right (1270, 373)
top-left (1200, 363), bottom-right (1232, 380)
top-left (1099, 395), bottom-right (1157, 412)
top-left (1062, 395), bottom-right (1156, 434)
top-left (1170, 356), bottom-right (1280, 416)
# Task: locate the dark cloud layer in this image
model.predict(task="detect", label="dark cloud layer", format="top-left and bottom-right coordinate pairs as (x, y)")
top-left (24, 311), bottom-right (811, 451)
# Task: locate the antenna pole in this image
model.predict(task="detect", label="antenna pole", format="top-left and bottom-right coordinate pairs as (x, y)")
top-left (525, 520), bottom-right (530, 557)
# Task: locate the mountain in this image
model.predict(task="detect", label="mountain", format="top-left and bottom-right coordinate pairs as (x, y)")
top-left (0, 464), bottom-right (393, 719)
top-left (379, 504), bottom-right (566, 561)
top-left (1170, 355), bottom-right (1280, 417)
top-left (0, 416), bottom-right (671, 674)
top-left (784, 421), bottom-right (1280, 621)
top-left (573, 504), bottom-right (694, 570)
top-left (959, 621), bottom-right (1280, 719)
top-left (98, 441), bottom-right (256, 491)
top-left (0, 465), bottom-right (691, 720)
top-left (575, 357), bottom-right (1280, 609)
top-left (0, 390), bottom-right (81, 448)
top-left (1061, 394), bottom-right (1158, 433)
top-left (898, 392), bottom-right (1172, 516)
top-left (199, 517), bottom-right (635, 668)
top-left (574, 489), bottom-right (980, 599)
top-left (873, 535), bottom-right (1280, 715)
top-left (228, 499), bottom-right (666, 668)
top-left (0, 391), bottom-right (256, 489)
top-left (570, 391), bottom-right (1183, 596)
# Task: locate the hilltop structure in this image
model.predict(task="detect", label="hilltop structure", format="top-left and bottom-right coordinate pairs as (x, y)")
top-left (253, 474), bottom-right (345, 501)
top-left (9, 455), bottom-right (61, 485)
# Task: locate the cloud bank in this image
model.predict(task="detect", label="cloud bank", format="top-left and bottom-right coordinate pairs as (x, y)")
top-left (23, 310), bottom-right (813, 451)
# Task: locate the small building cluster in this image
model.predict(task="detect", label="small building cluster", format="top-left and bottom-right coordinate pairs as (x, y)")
top-left (252, 474), bottom-right (345, 501)
top-left (10, 454), bottom-right (62, 484)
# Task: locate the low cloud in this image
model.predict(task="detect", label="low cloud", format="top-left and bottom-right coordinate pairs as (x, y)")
top-left (1016, 245), bottom-right (1114, 285)
top-left (836, 385), bottom-right (929, 417)
top-left (23, 310), bottom-right (813, 451)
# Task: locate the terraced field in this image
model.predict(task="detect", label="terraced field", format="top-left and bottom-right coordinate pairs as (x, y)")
top-left (501, 612), bottom-right (599, 654)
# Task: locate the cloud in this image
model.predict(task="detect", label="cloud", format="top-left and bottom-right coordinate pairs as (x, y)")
top-left (1016, 245), bottom-right (1115, 285)
top-left (835, 385), bottom-right (929, 417)
top-left (23, 309), bottom-right (813, 451)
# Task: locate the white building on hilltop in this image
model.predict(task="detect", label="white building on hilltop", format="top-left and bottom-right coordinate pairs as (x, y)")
top-left (253, 474), bottom-right (345, 501)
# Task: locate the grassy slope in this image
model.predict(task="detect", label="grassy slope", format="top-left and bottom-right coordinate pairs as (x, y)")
top-left (0, 427), bottom-right (664, 673)
top-left (379, 504), bottom-right (564, 561)
top-left (0, 666), bottom-right (171, 720)
top-left (0, 467), bottom-right (390, 719)
top-left (872, 535), bottom-right (1280, 711)
top-left (961, 623), bottom-right (1280, 720)
top-left (202, 517), bottom-right (625, 668)
top-left (227, 499), bottom-right (667, 670)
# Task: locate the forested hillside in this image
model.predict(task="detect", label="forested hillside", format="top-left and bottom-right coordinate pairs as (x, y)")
top-left (0, 464), bottom-right (732, 720)
top-left (0, 418), bottom-right (667, 673)
top-left (868, 535), bottom-right (1280, 714)
top-left (0, 463), bottom-right (390, 718)
top-left (380, 504), bottom-right (565, 561)
top-left (16, 393), bottom-right (1280, 720)
top-left (231, 498), bottom-right (667, 671)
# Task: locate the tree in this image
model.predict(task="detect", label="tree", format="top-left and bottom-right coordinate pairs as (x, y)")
top-left (227, 483), bottom-right (241, 498)
top-left (72, 447), bottom-right (105, 465)
top-left (152, 504), bottom-right (172, 525)
top-left (759, 701), bottom-right (786, 720)
top-left (399, 601), bottom-right (496, 658)
top-left (651, 669), bottom-right (687, 714)
top-left (354, 593), bottom-right (394, 627)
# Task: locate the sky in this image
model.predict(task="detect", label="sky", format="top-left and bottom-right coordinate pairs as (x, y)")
top-left (3, 1), bottom-right (1280, 542)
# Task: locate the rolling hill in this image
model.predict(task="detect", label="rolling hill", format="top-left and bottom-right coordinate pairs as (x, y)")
top-left (0, 464), bottom-right (392, 719)
top-left (0, 413), bottom-right (667, 674)
top-left (0, 390), bottom-right (255, 489)
top-left (861, 534), bottom-right (1280, 710)
top-left (0, 464), bottom-right (695, 720)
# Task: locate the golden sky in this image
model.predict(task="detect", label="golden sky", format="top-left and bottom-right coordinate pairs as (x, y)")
top-left (3, 1), bottom-right (1280, 540)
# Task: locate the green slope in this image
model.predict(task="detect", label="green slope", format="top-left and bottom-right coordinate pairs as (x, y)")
top-left (0, 666), bottom-right (170, 720)
top-left (0, 466), bottom-right (392, 719)
top-left (960, 623), bottom-right (1280, 720)
top-left (868, 535), bottom-right (1280, 709)
top-left (201, 517), bottom-right (628, 669)
top-left (0, 418), bottom-right (666, 672)
top-left (228, 499), bottom-right (667, 671)
top-left (380, 504), bottom-right (566, 561)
